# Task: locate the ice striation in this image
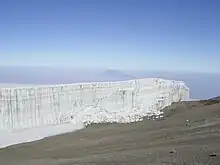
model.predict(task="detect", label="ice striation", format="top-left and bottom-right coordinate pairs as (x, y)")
top-left (0, 78), bottom-right (189, 131)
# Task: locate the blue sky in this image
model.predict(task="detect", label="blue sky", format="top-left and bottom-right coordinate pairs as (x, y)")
top-left (0, 0), bottom-right (219, 72)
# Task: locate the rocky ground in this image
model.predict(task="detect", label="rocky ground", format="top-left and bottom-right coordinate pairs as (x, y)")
top-left (0, 98), bottom-right (220, 165)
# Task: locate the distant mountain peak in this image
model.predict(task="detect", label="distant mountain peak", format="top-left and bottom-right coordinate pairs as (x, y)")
top-left (97, 69), bottom-right (136, 81)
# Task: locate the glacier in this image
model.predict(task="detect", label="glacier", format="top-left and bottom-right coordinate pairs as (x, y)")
top-left (0, 78), bottom-right (189, 148)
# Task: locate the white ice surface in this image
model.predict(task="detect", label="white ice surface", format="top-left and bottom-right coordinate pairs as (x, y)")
top-left (0, 121), bottom-right (84, 148)
top-left (0, 78), bottom-right (190, 148)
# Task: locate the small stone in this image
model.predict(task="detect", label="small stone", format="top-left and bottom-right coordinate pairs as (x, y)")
top-left (209, 152), bottom-right (217, 157)
top-left (170, 149), bottom-right (177, 154)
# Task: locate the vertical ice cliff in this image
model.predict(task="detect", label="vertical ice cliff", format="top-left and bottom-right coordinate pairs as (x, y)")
top-left (0, 78), bottom-right (189, 131)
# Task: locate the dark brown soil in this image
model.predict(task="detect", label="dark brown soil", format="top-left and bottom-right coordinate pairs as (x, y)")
top-left (0, 98), bottom-right (220, 165)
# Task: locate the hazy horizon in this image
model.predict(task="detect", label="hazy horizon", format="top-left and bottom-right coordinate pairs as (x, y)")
top-left (0, 66), bottom-right (219, 100)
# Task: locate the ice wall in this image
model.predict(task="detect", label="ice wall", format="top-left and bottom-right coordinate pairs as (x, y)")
top-left (0, 78), bottom-right (189, 131)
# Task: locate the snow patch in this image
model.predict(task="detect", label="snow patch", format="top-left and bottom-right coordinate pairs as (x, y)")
top-left (0, 122), bottom-right (84, 148)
